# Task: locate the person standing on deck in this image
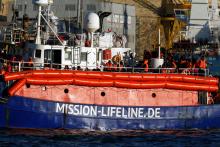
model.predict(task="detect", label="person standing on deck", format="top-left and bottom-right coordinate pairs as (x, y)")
top-left (198, 56), bottom-right (207, 75)
top-left (105, 60), bottom-right (112, 71)
top-left (28, 57), bottom-right (33, 70)
top-left (123, 52), bottom-right (130, 69)
top-left (6, 62), bottom-right (12, 72)
top-left (143, 59), bottom-right (149, 72)
top-left (119, 61), bottom-right (124, 72)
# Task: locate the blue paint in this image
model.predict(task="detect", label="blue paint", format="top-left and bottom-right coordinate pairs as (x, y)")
top-left (1, 96), bottom-right (220, 130)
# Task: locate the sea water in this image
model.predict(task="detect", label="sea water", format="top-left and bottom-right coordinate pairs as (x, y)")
top-left (0, 129), bottom-right (219, 147)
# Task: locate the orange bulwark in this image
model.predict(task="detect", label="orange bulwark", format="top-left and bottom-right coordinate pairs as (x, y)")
top-left (4, 70), bottom-right (219, 96)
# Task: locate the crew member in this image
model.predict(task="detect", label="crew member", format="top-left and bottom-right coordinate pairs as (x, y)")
top-left (198, 56), bottom-right (207, 69)
top-left (143, 59), bottom-right (149, 72)
top-left (105, 60), bottom-right (112, 71)
top-left (6, 62), bottom-right (12, 72)
top-left (119, 61), bottom-right (124, 72)
top-left (64, 65), bottom-right (69, 70)
top-left (198, 56), bottom-right (207, 76)
top-left (27, 57), bottom-right (33, 70)
top-left (112, 62), bottom-right (118, 72)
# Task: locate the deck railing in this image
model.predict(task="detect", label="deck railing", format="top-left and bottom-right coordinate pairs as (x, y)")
top-left (0, 58), bottom-right (210, 76)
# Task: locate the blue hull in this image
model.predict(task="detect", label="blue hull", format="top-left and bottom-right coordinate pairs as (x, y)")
top-left (1, 96), bottom-right (220, 130)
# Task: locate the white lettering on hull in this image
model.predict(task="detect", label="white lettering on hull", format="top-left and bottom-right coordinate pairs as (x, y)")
top-left (56, 103), bottom-right (161, 119)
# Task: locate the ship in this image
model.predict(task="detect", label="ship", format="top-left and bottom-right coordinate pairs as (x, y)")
top-left (0, 0), bottom-right (219, 130)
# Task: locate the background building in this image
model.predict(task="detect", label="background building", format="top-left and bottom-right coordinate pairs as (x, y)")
top-left (0, 0), bottom-right (11, 22)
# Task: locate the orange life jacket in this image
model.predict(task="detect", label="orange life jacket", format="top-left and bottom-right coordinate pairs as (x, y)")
top-left (144, 60), bottom-right (148, 72)
top-left (199, 60), bottom-right (206, 69)
top-left (106, 62), bottom-right (112, 71)
top-left (113, 64), bottom-right (118, 71)
top-left (119, 64), bottom-right (124, 72)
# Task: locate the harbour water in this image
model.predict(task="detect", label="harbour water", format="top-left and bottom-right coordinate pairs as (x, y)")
top-left (0, 129), bottom-right (220, 147)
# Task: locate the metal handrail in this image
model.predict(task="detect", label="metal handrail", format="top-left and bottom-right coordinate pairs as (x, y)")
top-left (0, 58), bottom-right (210, 76)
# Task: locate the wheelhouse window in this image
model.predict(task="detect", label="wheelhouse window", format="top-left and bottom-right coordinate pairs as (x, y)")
top-left (80, 52), bottom-right (87, 62)
top-left (44, 50), bottom-right (52, 63)
top-left (35, 49), bottom-right (41, 58)
top-left (65, 49), bottom-right (72, 61)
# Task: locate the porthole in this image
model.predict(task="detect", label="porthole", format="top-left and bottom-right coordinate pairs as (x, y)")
top-left (152, 93), bottom-right (156, 98)
top-left (64, 89), bottom-right (69, 93)
top-left (26, 84), bottom-right (30, 88)
top-left (101, 92), bottom-right (105, 97)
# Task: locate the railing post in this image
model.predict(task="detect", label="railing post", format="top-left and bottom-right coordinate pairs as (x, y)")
top-left (18, 62), bottom-right (21, 72)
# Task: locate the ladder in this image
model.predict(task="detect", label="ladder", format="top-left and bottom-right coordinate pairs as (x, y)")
top-left (4, 27), bottom-right (13, 43)
top-left (4, 28), bottom-right (23, 44)
top-left (73, 47), bottom-right (81, 65)
top-left (12, 29), bottom-right (23, 43)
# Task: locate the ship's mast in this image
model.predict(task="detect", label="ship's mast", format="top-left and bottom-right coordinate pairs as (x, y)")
top-left (33, 0), bottom-right (64, 45)
top-left (35, 4), bottom-right (42, 44)
top-left (77, 0), bottom-right (81, 28)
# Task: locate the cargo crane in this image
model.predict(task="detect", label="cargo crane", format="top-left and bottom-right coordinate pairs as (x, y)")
top-left (133, 0), bottom-right (191, 49)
